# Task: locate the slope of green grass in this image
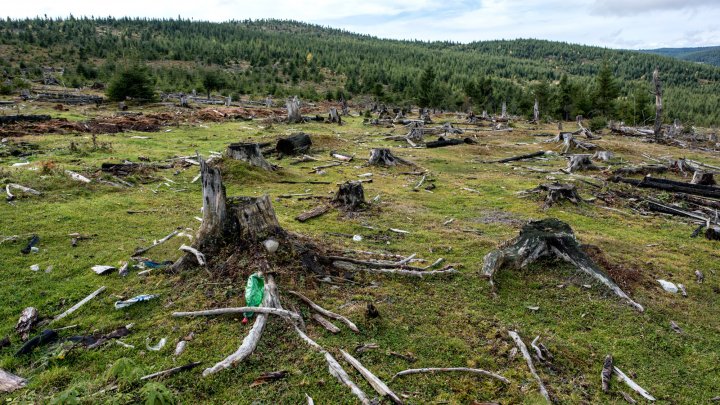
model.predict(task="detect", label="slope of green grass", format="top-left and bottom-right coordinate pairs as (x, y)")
top-left (1, 105), bottom-right (719, 404)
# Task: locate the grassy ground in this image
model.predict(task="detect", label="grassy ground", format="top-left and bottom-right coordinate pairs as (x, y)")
top-left (1, 104), bottom-right (719, 404)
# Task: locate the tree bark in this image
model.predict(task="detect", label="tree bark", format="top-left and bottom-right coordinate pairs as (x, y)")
top-left (287, 96), bottom-right (302, 123)
top-left (653, 68), bottom-right (663, 141)
top-left (277, 133), bottom-right (312, 156)
top-left (333, 181), bottom-right (366, 210)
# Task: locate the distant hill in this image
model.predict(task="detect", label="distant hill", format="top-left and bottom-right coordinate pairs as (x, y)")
top-left (641, 46), bottom-right (720, 66)
top-left (1, 18), bottom-right (719, 125)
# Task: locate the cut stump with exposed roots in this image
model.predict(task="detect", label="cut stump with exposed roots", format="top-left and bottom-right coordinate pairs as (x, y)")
top-left (527, 183), bottom-right (584, 209)
top-left (481, 218), bottom-right (643, 312)
top-left (227, 143), bottom-right (277, 171)
top-left (368, 148), bottom-right (414, 167)
top-left (333, 181), bottom-right (366, 211)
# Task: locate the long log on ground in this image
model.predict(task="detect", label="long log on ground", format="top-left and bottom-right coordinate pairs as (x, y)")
top-left (288, 291), bottom-right (359, 333)
top-left (296, 205), bottom-right (332, 222)
top-left (0, 369), bottom-right (27, 393)
top-left (391, 367), bottom-right (510, 384)
top-left (277, 133), bottom-right (312, 156)
top-left (491, 151), bottom-right (548, 163)
top-left (52, 286), bottom-right (106, 323)
top-left (140, 362), bottom-right (202, 381)
top-left (293, 326), bottom-right (370, 404)
top-left (348, 265), bottom-right (458, 278)
top-left (425, 137), bottom-right (476, 148)
top-left (340, 349), bottom-right (403, 404)
top-left (509, 331), bottom-right (551, 403)
top-left (613, 176), bottom-right (720, 199)
top-left (203, 274), bottom-right (280, 376)
top-left (613, 366), bottom-right (656, 401)
top-left (311, 313), bottom-right (340, 333)
top-left (0, 115), bottom-right (52, 125)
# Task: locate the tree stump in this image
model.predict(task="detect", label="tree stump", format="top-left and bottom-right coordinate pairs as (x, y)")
top-left (481, 218), bottom-right (643, 312)
top-left (705, 225), bottom-right (720, 241)
top-left (565, 155), bottom-right (598, 173)
top-left (592, 151), bottom-right (614, 162)
top-left (368, 148), bottom-right (413, 167)
top-left (328, 108), bottom-right (342, 125)
top-left (333, 181), bottom-right (366, 210)
top-left (691, 171), bottom-right (716, 186)
top-left (276, 133), bottom-right (312, 156)
top-left (227, 143), bottom-right (276, 171)
top-left (530, 183), bottom-right (583, 209)
top-left (287, 96), bottom-right (302, 123)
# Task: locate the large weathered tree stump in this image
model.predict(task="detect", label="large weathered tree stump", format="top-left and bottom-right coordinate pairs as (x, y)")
top-left (287, 96), bottom-right (302, 123)
top-left (368, 148), bottom-right (413, 167)
top-left (328, 108), bottom-right (342, 125)
top-left (481, 218), bottom-right (643, 312)
top-left (333, 181), bottom-right (366, 210)
top-left (227, 143), bottom-right (276, 171)
top-left (277, 133), bottom-right (312, 156)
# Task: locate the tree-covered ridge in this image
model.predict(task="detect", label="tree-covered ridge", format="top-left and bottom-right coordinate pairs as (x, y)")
top-left (642, 46), bottom-right (720, 67)
top-left (0, 17), bottom-right (719, 125)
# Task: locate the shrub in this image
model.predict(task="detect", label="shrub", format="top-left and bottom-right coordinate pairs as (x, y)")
top-left (589, 116), bottom-right (608, 131)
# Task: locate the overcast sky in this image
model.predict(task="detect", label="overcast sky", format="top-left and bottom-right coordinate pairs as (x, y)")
top-left (5, 0), bottom-right (720, 49)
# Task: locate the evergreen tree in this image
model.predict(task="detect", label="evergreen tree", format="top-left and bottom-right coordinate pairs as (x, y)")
top-left (417, 66), bottom-right (439, 108)
top-left (593, 61), bottom-right (620, 117)
top-left (106, 64), bottom-right (155, 102)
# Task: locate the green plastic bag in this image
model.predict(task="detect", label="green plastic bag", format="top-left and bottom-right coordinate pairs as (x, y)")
top-left (243, 273), bottom-right (265, 319)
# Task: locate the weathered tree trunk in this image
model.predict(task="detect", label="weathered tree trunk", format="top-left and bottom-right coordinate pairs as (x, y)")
top-left (501, 102), bottom-right (507, 119)
top-left (653, 68), bottom-right (663, 141)
top-left (265, 96), bottom-right (273, 108)
top-left (333, 181), bottom-right (366, 210)
top-left (328, 108), bottom-right (341, 125)
top-left (341, 97), bottom-right (349, 115)
top-left (481, 218), bottom-right (643, 312)
top-left (227, 143), bottom-right (276, 171)
top-left (368, 148), bottom-right (413, 167)
top-left (533, 98), bottom-right (539, 123)
top-left (425, 137), bottom-right (476, 148)
top-left (287, 96), bottom-right (302, 123)
top-left (277, 133), bottom-right (312, 156)
top-left (530, 183), bottom-right (583, 208)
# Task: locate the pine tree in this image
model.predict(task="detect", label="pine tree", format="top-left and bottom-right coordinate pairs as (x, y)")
top-left (106, 64), bottom-right (155, 102)
top-left (594, 61), bottom-right (620, 117)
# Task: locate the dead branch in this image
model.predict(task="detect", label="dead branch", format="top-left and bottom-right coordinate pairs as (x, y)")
top-left (133, 229), bottom-right (179, 256)
top-left (172, 306), bottom-right (304, 326)
top-left (340, 349), bottom-right (403, 404)
top-left (140, 362), bottom-right (202, 381)
top-left (508, 330), bottom-right (551, 403)
top-left (52, 286), bottom-right (106, 323)
top-left (311, 313), bottom-right (340, 334)
top-left (613, 366), bottom-right (656, 401)
top-left (288, 291), bottom-right (359, 333)
top-left (391, 367), bottom-right (509, 384)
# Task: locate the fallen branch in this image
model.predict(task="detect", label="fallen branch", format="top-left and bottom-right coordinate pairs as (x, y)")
top-left (5, 184), bottom-right (41, 201)
top-left (52, 286), bottom-right (106, 323)
top-left (288, 291), bottom-right (359, 333)
top-left (133, 230), bottom-right (179, 256)
top-left (172, 306), bottom-right (304, 326)
top-left (140, 362), bottom-right (202, 381)
top-left (508, 330), bottom-right (551, 403)
top-left (311, 313), bottom-right (340, 334)
top-left (391, 367), bottom-right (509, 384)
top-left (352, 266), bottom-right (458, 278)
top-left (340, 349), bottom-right (403, 404)
top-left (613, 366), bottom-right (656, 402)
top-left (296, 205), bottom-right (332, 222)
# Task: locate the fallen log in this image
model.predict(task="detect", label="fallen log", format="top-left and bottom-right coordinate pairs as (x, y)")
top-left (5, 183), bottom-right (41, 201)
top-left (277, 133), bottom-right (312, 156)
top-left (613, 176), bottom-right (720, 199)
top-left (482, 218), bottom-right (643, 312)
top-left (311, 313), bottom-right (340, 334)
top-left (0, 115), bottom-right (51, 125)
top-left (613, 366), bottom-right (656, 401)
top-left (340, 349), bottom-right (403, 404)
top-left (296, 205), bottom-right (332, 222)
top-left (492, 151), bottom-right (548, 164)
top-left (425, 137), bottom-right (476, 148)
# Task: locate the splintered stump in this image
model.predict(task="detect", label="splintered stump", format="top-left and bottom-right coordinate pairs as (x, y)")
top-left (481, 218), bottom-right (643, 312)
top-left (565, 155), bottom-right (598, 173)
top-left (328, 108), bottom-right (341, 124)
top-left (277, 133), bottom-right (312, 156)
top-left (227, 143), bottom-right (276, 171)
top-left (691, 171), bottom-right (716, 186)
top-left (287, 96), bottom-right (302, 123)
top-left (333, 181), bottom-right (366, 210)
top-left (368, 148), bottom-right (413, 167)
top-left (530, 183), bottom-right (583, 209)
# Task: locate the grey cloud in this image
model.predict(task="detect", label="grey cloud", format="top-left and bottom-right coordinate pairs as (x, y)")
top-left (591, 0), bottom-right (718, 16)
